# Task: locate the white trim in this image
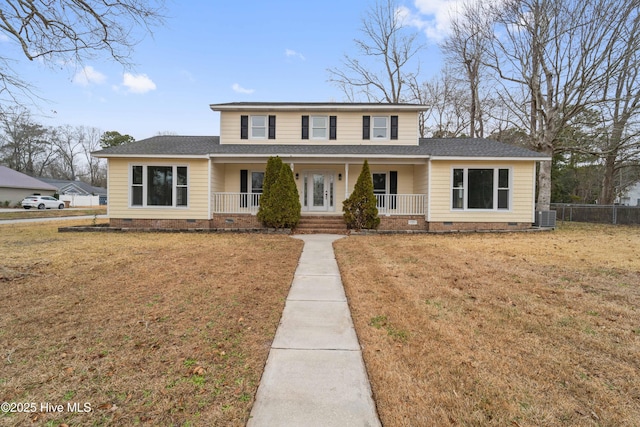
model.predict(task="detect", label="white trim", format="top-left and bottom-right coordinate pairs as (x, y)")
top-left (310, 115), bottom-right (328, 140)
top-left (532, 162), bottom-right (537, 221)
top-left (449, 166), bottom-right (513, 212)
top-left (93, 154), bottom-right (209, 159)
top-left (250, 115), bottom-right (267, 139)
top-left (210, 103), bottom-right (428, 112)
top-left (128, 163), bottom-right (190, 209)
top-left (427, 160), bottom-right (432, 221)
top-left (430, 156), bottom-right (550, 162)
top-left (207, 158), bottom-right (212, 219)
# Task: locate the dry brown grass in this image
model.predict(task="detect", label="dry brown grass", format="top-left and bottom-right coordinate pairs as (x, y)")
top-left (335, 223), bottom-right (640, 427)
top-left (0, 221), bottom-right (302, 426)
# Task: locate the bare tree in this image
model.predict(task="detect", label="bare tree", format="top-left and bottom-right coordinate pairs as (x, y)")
top-left (413, 68), bottom-right (470, 138)
top-left (486, 0), bottom-right (638, 210)
top-left (80, 126), bottom-right (105, 186)
top-left (51, 125), bottom-right (87, 181)
top-left (328, 0), bottom-right (423, 103)
top-left (0, 0), bottom-right (165, 105)
top-left (441, 1), bottom-right (493, 138)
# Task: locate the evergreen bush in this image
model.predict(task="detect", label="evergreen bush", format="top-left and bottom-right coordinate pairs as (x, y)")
top-left (258, 157), bottom-right (301, 229)
top-left (257, 156), bottom-right (283, 225)
top-left (343, 159), bottom-right (380, 230)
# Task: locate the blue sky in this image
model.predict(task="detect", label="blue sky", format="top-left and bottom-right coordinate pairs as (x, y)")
top-left (4, 0), bottom-right (462, 140)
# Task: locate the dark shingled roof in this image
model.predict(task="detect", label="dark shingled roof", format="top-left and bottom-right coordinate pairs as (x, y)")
top-left (93, 136), bottom-right (546, 159)
top-left (93, 136), bottom-right (219, 157)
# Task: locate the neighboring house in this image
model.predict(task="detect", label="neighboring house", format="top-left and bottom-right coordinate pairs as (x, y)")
top-left (617, 182), bottom-right (640, 206)
top-left (37, 177), bottom-right (107, 207)
top-left (93, 102), bottom-right (550, 231)
top-left (0, 166), bottom-right (57, 206)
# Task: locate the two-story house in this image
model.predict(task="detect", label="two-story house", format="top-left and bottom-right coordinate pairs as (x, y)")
top-left (93, 102), bottom-right (549, 232)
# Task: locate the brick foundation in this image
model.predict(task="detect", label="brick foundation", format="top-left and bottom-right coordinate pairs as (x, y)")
top-left (378, 215), bottom-right (427, 231)
top-left (426, 221), bottom-right (532, 232)
top-left (210, 214), bottom-right (263, 229)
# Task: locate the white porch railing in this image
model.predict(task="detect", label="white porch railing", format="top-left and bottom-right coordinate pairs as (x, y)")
top-left (212, 192), bottom-right (261, 214)
top-left (375, 194), bottom-right (426, 215)
top-left (212, 192), bottom-right (425, 216)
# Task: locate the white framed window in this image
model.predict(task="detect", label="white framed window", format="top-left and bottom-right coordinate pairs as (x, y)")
top-left (451, 167), bottom-right (511, 211)
top-left (311, 116), bottom-right (328, 139)
top-left (251, 115), bottom-right (267, 139)
top-left (130, 165), bottom-right (188, 208)
top-left (372, 116), bottom-right (389, 139)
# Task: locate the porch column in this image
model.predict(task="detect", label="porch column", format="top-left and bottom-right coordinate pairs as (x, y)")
top-left (344, 163), bottom-right (349, 198)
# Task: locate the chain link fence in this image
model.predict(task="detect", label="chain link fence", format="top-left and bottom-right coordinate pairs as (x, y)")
top-left (551, 204), bottom-right (640, 225)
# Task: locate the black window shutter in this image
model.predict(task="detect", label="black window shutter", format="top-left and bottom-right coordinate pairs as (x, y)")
top-left (363, 116), bottom-right (370, 140)
top-left (240, 115), bottom-right (248, 139)
top-left (390, 171), bottom-right (398, 209)
top-left (391, 116), bottom-right (398, 140)
top-left (240, 170), bottom-right (248, 208)
top-left (301, 116), bottom-right (309, 139)
top-left (329, 116), bottom-right (337, 140)
top-left (268, 115), bottom-right (276, 139)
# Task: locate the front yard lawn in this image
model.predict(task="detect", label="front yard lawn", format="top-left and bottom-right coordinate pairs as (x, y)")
top-left (335, 223), bottom-right (640, 427)
top-left (0, 221), bottom-right (302, 426)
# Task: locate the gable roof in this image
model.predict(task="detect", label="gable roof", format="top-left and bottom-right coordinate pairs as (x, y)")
top-left (93, 136), bottom-right (548, 160)
top-left (0, 166), bottom-right (58, 191)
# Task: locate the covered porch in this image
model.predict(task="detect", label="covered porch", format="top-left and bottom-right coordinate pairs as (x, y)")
top-left (210, 159), bottom-right (428, 216)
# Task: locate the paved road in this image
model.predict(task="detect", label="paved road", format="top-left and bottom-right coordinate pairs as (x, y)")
top-left (0, 214), bottom-right (107, 225)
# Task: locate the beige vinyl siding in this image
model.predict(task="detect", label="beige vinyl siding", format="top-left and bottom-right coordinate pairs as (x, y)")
top-left (220, 111), bottom-right (419, 145)
top-left (345, 164), bottom-right (416, 195)
top-left (108, 158), bottom-right (210, 219)
top-left (429, 160), bottom-right (535, 223)
top-left (211, 163), bottom-right (225, 192)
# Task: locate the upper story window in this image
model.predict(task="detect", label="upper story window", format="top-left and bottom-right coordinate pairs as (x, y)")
top-left (131, 165), bottom-right (188, 208)
top-left (251, 116), bottom-right (267, 138)
top-left (302, 115), bottom-right (337, 140)
top-left (363, 115), bottom-right (398, 140)
top-left (451, 167), bottom-right (511, 211)
top-left (311, 116), bottom-right (328, 139)
top-left (372, 117), bottom-right (388, 139)
top-left (241, 115), bottom-right (276, 140)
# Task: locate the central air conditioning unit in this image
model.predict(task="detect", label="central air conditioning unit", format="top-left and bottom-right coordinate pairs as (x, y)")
top-left (535, 210), bottom-right (557, 228)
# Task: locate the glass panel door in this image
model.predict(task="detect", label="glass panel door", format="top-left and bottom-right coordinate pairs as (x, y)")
top-left (312, 173), bottom-right (326, 210)
top-left (305, 172), bottom-right (335, 212)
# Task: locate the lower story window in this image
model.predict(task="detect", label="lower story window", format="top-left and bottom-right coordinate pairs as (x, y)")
top-left (452, 167), bottom-right (510, 210)
top-left (131, 165), bottom-right (188, 207)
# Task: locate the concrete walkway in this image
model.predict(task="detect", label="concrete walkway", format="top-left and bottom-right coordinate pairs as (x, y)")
top-left (247, 234), bottom-right (381, 427)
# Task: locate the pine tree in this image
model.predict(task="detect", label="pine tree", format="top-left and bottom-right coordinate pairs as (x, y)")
top-left (343, 160), bottom-right (380, 230)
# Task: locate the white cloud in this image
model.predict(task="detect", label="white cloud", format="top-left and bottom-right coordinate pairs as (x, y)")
top-left (122, 72), bottom-right (156, 94)
top-left (409, 0), bottom-right (503, 42)
top-left (232, 83), bottom-right (254, 94)
top-left (285, 49), bottom-right (306, 61)
top-left (73, 65), bottom-right (107, 86)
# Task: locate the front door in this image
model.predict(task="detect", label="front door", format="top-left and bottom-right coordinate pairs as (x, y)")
top-left (305, 172), bottom-right (335, 212)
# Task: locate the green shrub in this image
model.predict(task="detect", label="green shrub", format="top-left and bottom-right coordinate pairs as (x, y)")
top-left (343, 160), bottom-right (380, 230)
top-left (258, 157), bottom-right (300, 229)
top-left (257, 156), bottom-right (283, 225)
